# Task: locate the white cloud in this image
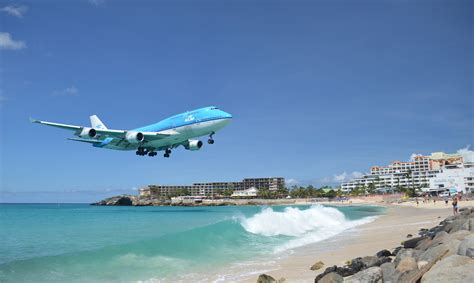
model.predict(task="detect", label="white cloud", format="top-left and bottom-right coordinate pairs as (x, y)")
top-left (333, 171), bottom-right (363, 183)
top-left (458, 145), bottom-right (474, 163)
top-left (0, 32), bottom-right (26, 50)
top-left (286, 178), bottom-right (300, 186)
top-left (88, 0), bottom-right (105, 5)
top-left (1, 5), bottom-right (28, 18)
top-left (52, 86), bottom-right (79, 96)
top-left (409, 153), bottom-right (422, 161)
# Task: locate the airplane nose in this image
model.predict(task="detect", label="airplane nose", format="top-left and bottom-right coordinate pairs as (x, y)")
top-left (223, 111), bottom-right (233, 119)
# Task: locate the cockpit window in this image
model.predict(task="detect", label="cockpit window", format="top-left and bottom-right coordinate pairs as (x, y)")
top-left (210, 107), bottom-right (218, 110)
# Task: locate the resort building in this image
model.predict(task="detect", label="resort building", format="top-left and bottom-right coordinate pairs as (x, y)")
top-left (139, 177), bottom-right (285, 198)
top-left (341, 151), bottom-right (472, 195)
top-left (231, 187), bottom-right (258, 198)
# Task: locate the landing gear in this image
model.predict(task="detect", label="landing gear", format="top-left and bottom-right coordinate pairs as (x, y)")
top-left (136, 147), bottom-right (157, 157)
top-left (136, 147), bottom-right (146, 156)
top-left (208, 132), bottom-right (215, 144)
top-left (164, 148), bottom-right (171, 158)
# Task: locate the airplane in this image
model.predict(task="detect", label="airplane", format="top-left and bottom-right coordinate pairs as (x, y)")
top-left (31, 106), bottom-right (232, 158)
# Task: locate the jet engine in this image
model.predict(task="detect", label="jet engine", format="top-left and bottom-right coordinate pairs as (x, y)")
top-left (79, 127), bottom-right (97, 138)
top-left (125, 131), bottom-right (144, 143)
top-left (186, 139), bottom-right (203, 151)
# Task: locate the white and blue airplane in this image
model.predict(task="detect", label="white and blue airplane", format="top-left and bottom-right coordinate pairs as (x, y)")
top-left (31, 106), bottom-right (232, 158)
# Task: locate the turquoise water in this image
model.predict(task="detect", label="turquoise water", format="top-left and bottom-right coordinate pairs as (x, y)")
top-left (0, 204), bottom-right (384, 282)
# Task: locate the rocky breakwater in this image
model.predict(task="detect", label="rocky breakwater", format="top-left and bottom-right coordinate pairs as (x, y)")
top-left (91, 195), bottom-right (169, 206)
top-left (313, 207), bottom-right (474, 283)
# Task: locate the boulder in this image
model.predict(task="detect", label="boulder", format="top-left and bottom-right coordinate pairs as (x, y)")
top-left (315, 266), bottom-right (337, 282)
top-left (394, 249), bottom-right (420, 266)
top-left (449, 230), bottom-right (471, 241)
top-left (344, 267), bottom-right (383, 283)
top-left (421, 255), bottom-right (474, 283)
top-left (315, 272), bottom-right (343, 283)
top-left (402, 236), bottom-right (427, 249)
top-left (466, 248), bottom-right (474, 258)
top-left (418, 243), bottom-right (449, 263)
top-left (310, 261), bottom-right (325, 271)
top-left (360, 256), bottom-right (379, 268)
top-left (392, 246), bottom-right (402, 256)
top-left (380, 262), bottom-right (396, 283)
top-left (406, 234), bottom-right (413, 238)
top-left (457, 235), bottom-right (474, 257)
top-left (375, 249), bottom-right (392, 258)
top-left (396, 257), bottom-right (417, 273)
top-left (257, 274), bottom-right (277, 283)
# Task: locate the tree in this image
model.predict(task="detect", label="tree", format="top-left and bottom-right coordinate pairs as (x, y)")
top-left (367, 182), bottom-right (376, 195)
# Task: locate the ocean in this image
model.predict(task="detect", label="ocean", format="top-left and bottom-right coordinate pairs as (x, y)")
top-left (0, 204), bottom-right (385, 282)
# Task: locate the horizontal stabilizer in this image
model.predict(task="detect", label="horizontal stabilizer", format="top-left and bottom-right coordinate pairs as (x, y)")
top-left (67, 137), bottom-right (103, 144)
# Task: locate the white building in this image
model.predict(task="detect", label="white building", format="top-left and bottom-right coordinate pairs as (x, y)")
top-left (429, 163), bottom-right (474, 194)
top-left (231, 187), bottom-right (258, 198)
top-left (341, 151), bottom-right (471, 195)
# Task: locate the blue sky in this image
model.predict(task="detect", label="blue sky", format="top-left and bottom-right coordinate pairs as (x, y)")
top-left (1, 0), bottom-right (473, 202)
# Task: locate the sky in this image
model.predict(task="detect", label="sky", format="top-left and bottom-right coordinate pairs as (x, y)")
top-left (0, 0), bottom-right (473, 202)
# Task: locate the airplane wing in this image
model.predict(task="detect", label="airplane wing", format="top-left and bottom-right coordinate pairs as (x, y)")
top-left (31, 118), bottom-right (177, 141)
top-left (30, 118), bottom-right (81, 132)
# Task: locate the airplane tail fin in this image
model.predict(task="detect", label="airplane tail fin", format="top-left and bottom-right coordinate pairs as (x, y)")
top-left (90, 115), bottom-right (108, 129)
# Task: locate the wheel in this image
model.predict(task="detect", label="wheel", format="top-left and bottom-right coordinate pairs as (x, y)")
top-left (148, 152), bottom-right (154, 157)
top-left (164, 153), bottom-right (170, 158)
top-left (136, 151), bottom-right (140, 155)
top-left (208, 139), bottom-right (214, 144)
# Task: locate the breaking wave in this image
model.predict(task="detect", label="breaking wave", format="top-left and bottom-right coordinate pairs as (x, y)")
top-left (240, 205), bottom-right (377, 252)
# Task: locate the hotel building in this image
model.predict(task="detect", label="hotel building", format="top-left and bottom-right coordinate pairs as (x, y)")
top-left (139, 177), bottom-right (285, 198)
top-left (341, 152), bottom-right (473, 195)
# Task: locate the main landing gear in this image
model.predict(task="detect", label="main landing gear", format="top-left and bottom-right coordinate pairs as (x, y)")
top-left (164, 148), bottom-right (171, 158)
top-left (208, 132), bottom-right (215, 144)
top-left (136, 147), bottom-right (157, 157)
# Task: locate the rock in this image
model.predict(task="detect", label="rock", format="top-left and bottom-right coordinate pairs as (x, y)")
top-left (396, 257), bottom-right (418, 273)
top-left (457, 235), bottom-right (474, 256)
top-left (466, 248), bottom-right (474, 258)
top-left (257, 274), bottom-right (277, 283)
top-left (310, 261), bottom-right (325, 271)
top-left (449, 230), bottom-right (471, 241)
top-left (407, 234), bottom-right (413, 238)
top-left (444, 219), bottom-right (465, 233)
top-left (402, 236), bottom-right (427, 249)
top-left (421, 255), bottom-right (474, 282)
top-left (344, 267), bottom-right (383, 283)
top-left (360, 256), bottom-right (379, 268)
top-left (375, 249), bottom-right (392, 258)
top-left (392, 246), bottom-right (402, 256)
top-left (417, 260), bottom-right (428, 269)
top-left (380, 262), bottom-right (396, 283)
top-left (418, 243), bottom-right (449, 263)
top-left (314, 266), bottom-right (337, 282)
top-left (415, 238), bottom-right (433, 251)
top-left (376, 256), bottom-right (392, 266)
top-left (394, 249), bottom-right (420, 266)
top-left (315, 272), bottom-right (343, 283)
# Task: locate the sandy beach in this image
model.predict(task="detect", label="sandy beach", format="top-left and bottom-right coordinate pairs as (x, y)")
top-left (239, 200), bottom-right (474, 283)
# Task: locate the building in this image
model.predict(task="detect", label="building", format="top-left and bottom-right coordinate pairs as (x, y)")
top-left (341, 151), bottom-right (472, 194)
top-left (242, 177), bottom-right (285, 191)
top-left (429, 163), bottom-right (474, 195)
top-left (231, 187), bottom-right (258, 198)
top-left (139, 177), bottom-right (285, 198)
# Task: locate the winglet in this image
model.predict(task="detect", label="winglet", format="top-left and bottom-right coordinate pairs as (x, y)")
top-left (30, 117), bottom-right (40, 123)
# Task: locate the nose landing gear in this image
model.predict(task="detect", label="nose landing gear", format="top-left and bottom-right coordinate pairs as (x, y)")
top-left (164, 148), bottom-right (171, 158)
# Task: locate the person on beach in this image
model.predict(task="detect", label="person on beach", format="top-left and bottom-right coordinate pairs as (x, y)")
top-left (444, 197), bottom-right (448, 205)
top-left (452, 197), bottom-right (458, 215)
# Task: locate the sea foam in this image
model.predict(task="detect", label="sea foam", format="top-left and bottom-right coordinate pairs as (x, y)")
top-left (240, 205), bottom-right (377, 252)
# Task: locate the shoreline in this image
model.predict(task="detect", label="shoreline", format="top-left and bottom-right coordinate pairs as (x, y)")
top-left (234, 201), bottom-right (473, 282)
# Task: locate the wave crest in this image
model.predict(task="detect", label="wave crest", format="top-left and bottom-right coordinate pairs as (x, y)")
top-left (240, 205), bottom-right (377, 252)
